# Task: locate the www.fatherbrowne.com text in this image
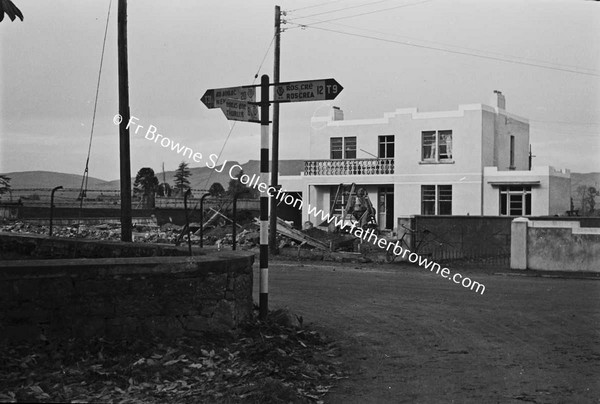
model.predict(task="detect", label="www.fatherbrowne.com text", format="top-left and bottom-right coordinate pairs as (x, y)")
top-left (114, 115), bottom-right (486, 295)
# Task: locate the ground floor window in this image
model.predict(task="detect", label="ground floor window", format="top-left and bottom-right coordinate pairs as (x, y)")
top-left (500, 186), bottom-right (531, 216)
top-left (421, 185), bottom-right (452, 215)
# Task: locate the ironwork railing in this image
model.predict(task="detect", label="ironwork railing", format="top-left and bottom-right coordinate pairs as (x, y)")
top-left (304, 158), bottom-right (394, 176)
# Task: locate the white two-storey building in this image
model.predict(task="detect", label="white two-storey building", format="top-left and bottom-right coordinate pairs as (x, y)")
top-left (279, 91), bottom-right (571, 232)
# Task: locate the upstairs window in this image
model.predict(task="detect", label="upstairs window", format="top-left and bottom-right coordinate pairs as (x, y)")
top-left (330, 136), bottom-right (356, 159)
top-left (330, 137), bottom-right (343, 159)
top-left (344, 137), bottom-right (357, 159)
top-left (422, 130), bottom-right (453, 162)
top-left (378, 135), bottom-right (395, 158)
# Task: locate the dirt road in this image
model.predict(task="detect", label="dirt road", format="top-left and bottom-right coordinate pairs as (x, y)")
top-left (254, 260), bottom-right (600, 403)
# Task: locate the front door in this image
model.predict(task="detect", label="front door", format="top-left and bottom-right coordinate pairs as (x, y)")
top-left (378, 186), bottom-right (394, 230)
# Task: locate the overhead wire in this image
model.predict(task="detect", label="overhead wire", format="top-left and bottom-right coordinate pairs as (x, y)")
top-left (288, 0), bottom-right (397, 20)
top-left (286, 23), bottom-right (600, 77)
top-left (202, 33), bottom-right (276, 191)
top-left (287, 0), bottom-right (345, 13)
top-left (287, 0), bottom-right (434, 24)
top-left (78, 0), bottom-right (112, 206)
top-left (291, 18), bottom-right (598, 74)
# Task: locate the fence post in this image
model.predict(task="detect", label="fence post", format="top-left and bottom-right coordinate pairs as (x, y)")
top-left (510, 217), bottom-right (529, 270)
top-left (49, 186), bottom-right (63, 236)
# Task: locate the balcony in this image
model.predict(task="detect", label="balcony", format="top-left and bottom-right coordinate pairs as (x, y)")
top-left (304, 158), bottom-right (395, 176)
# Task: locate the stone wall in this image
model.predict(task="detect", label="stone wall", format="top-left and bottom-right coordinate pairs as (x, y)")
top-left (0, 234), bottom-right (255, 344)
top-left (0, 232), bottom-right (191, 260)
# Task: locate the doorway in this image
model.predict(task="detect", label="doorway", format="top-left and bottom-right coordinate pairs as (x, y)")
top-left (378, 186), bottom-right (394, 230)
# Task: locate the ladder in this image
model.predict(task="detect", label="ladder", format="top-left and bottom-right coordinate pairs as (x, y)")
top-left (331, 183), bottom-right (377, 230)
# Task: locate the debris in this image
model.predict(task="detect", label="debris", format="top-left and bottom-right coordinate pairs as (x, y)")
top-left (0, 311), bottom-right (344, 403)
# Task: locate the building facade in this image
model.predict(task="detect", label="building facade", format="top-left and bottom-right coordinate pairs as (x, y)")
top-left (279, 91), bottom-right (571, 232)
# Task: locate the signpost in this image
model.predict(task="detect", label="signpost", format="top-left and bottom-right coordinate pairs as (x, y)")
top-left (200, 86), bottom-right (256, 109)
top-left (201, 76), bottom-right (343, 319)
top-left (220, 99), bottom-right (259, 122)
top-left (273, 78), bottom-right (343, 103)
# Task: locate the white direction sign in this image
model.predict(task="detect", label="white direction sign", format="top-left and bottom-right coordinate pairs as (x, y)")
top-left (220, 99), bottom-right (259, 122)
top-left (273, 78), bottom-right (343, 103)
top-left (201, 86), bottom-right (256, 109)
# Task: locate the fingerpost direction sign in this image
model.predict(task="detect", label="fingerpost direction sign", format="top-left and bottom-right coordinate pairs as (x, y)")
top-left (273, 78), bottom-right (343, 103)
top-left (200, 86), bottom-right (256, 109)
top-left (220, 98), bottom-right (259, 122)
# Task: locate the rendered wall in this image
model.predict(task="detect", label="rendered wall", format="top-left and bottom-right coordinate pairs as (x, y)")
top-left (511, 220), bottom-right (600, 272)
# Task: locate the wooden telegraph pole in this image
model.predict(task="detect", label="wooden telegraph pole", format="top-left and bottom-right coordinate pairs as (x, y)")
top-left (118, 0), bottom-right (132, 242)
top-left (269, 5), bottom-right (282, 254)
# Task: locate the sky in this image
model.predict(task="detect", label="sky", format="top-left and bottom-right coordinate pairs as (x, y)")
top-left (1, 0), bottom-right (599, 182)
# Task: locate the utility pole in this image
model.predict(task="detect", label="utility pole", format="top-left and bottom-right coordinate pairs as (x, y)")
top-left (118, 0), bottom-right (132, 242)
top-left (269, 5), bottom-right (281, 254)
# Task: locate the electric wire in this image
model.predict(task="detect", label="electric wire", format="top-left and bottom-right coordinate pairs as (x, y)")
top-left (286, 23), bottom-right (600, 77)
top-left (287, 0), bottom-right (345, 13)
top-left (287, 0), bottom-right (434, 24)
top-left (291, 19), bottom-right (598, 74)
top-left (78, 0), bottom-right (112, 203)
top-left (202, 33), bottom-right (276, 192)
top-left (288, 0), bottom-right (397, 20)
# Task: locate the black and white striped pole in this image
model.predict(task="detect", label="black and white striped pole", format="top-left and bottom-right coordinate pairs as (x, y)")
top-left (200, 73), bottom-right (343, 321)
top-left (259, 74), bottom-right (270, 319)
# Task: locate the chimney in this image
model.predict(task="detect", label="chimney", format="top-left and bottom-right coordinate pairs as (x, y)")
top-left (331, 106), bottom-right (344, 121)
top-left (492, 90), bottom-right (506, 110)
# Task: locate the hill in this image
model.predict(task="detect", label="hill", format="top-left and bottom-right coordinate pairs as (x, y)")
top-left (101, 160), bottom-right (306, 190)
top-left (1, 171), bottom-right (108, 190)
top-left (2, 160), bottom-right (306, 191)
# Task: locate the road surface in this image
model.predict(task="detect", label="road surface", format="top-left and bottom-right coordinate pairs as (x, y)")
top-left (254, 260), bottom-right (600, 403)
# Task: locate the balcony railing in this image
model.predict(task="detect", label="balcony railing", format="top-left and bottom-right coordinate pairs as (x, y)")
top-left (304, 158), bottom-right (395, 176)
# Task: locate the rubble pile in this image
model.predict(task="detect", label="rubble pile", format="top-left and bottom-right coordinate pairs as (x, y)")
top-left (0, 215), bottom-right (359, 253)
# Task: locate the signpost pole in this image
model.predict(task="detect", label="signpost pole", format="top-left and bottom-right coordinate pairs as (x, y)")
top-left (259, 74), bottom-right (270, 320)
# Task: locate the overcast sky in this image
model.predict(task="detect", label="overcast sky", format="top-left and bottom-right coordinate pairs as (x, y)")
top-left (1, 0), bottom-right (599, 181)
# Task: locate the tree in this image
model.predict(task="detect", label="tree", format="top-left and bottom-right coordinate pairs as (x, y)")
top-left (586, 186), bottom-right (598, 214)
top-left (174, 161), bottom-right (191, 196)
top-left (208, 182), bottom-right (225, 197)
top-left (133, 168), bottom-right (159, 208)
top-left (157, 182), bottom-right (172, 197)
top-left (576, 185), bottom-right (588, 214)
top-left (0, 175), bottom-right (11, 195)
top-left (227, 169), bottom-right (258, 198)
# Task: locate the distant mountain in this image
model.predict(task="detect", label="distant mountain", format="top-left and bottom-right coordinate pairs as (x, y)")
top-left (7, 166), bottom-right (596, 196)
top-left (571, 172), bottom-right (600, 190)
top-left (101, 160), bottom-right (305, 191)
top-left (3, 160), bottom-right (306, 191)
top-left (1, 171), bottom-right (108, 189)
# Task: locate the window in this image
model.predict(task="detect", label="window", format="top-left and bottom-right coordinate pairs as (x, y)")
top-left (509, 135), bottom-right (515, 169)
top-left (500, 186), bottom-right (531, 216)
top-left (344, 137), bottom-right (356, 159)
top-left (330, 137), bottom-right (343, 159)
top-left (379, 135), bottom-right (395, 158)
top-left (421, 185), bottom-right (452, 215)
top-left (421, 130), bottom-right (453, 162)
top-left (330, 136), bottom-right (356, 159)
top-left (438, 185), bottom-right (452, 215)
top-left (422, 132), bottom-right (436, 161)
top-left (421, 185), bottom-right (436, 215)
